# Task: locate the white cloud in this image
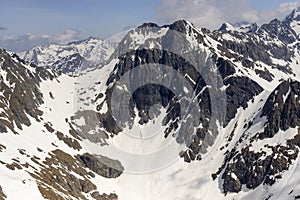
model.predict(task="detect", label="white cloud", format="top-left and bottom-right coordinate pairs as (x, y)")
top-left (156, 0), bottom-right (300, 29)
top-left (267, 1), bottom-right (300, 21)
top-left (54, 29), bottom-right (81, 43)
top-left (0, 28), bottom-right (81, 52)
top-left (279, 1), bottom-right (300, 13)
top-left (157, 0), bottom-right (258, 29)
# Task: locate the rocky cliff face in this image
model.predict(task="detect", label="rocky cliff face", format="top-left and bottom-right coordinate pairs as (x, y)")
top-left (0, 49), bottom-right (55, 133)
top-left (217, 80), bottom-right (300, 194)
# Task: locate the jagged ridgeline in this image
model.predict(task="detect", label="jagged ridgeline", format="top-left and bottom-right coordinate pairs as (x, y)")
top-left (23, 37), bottom-right (117, 75)
top-left (70, 11), bottom-right (300, 198)
top-left (88, 23), bottom-right (225, 170)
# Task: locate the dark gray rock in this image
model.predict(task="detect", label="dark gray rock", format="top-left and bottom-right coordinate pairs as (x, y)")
top-left (78, 153), bottom-right (124, 178)
top-left (52, 53), bottom-right (83, 74)
top-left (219, 80), bottom-right (300, 194)
top-left (224, 76), bottom-right (263, 125)
top-left (260, 80), bottom-right (300, 139)
top-left (258, 19), bottom-right (297, 45)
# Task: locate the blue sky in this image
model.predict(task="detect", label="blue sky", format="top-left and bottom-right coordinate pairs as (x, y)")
top-left (0, 0), bottom-right (299, 51)
top-left (0, 0), bottom-right (160, 38)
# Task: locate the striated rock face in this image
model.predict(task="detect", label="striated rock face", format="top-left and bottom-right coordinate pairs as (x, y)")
top-left (101, 45), bottom-right (213, 161)
top-left (221, 130), bottom-right (300, 194)
top-left (260, 80), bottom-right (300, 139)
top-left (224, 76), bottom-right (263, 125)
top-left (219, 80), bottom-right (300, 194)
top-left (0, 49), bottom-right (55, 133)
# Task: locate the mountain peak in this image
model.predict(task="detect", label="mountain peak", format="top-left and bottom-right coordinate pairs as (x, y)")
top-left (166, 19), bottom-right (192, 32)
top-left (283, 7), bottom-right (300, 35)
top-left (218, 21), bottom-right (258, 33)
top-left (137, 22), bottom-right (159, 29)
top-left (258, 18), bottom-right (297, 44)
top-left (284, 7), bottom-right (300, 22)
top-left (136, 20), bottom-right (192, 33)
top-left (66, 36), bottom-right (101, 45)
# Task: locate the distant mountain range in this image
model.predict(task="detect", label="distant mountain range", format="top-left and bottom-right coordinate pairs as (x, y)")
top-left (23, 37), bottom-right (116, 74)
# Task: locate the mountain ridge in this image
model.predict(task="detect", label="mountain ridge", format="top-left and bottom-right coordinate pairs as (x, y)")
top-left (23, 37), bottom-right (116, 75)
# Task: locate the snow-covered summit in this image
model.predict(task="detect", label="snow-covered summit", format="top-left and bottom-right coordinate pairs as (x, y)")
top-left (218, 21), bottom-right (258, 33)
top-left (283, 7), bottom-right (300, 35)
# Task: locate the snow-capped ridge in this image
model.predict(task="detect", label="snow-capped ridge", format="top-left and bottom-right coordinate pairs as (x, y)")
top-left (137, 22), bottom-right (160, 29)
top-left (23, 36), bottom-right (116, 75)
top-left (283, 7), bottom-right (300, 35)
top-left (218, 21), bottom-right (258, 33)
top-left (66, 36), bottom-right (100, 45)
